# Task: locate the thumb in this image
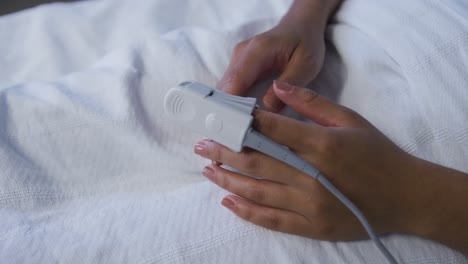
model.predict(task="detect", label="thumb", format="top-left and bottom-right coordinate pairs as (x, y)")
top-left (218, 42), bottom-right (277, 96)
top-left (272, 80), bottom-right (365, 127)
top-left (263, 49), bottom-right (320, 112)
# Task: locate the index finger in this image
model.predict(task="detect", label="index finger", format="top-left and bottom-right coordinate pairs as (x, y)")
top-left (252, 110), bottom-right (325, 152)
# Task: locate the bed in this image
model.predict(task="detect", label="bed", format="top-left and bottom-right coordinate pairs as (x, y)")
top-left (0, 0), bottom-right (467, 263)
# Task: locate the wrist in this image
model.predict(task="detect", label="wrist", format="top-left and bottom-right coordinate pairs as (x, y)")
top-left (397, 156), bottom-right (468, 254)
top-left (401, 158), bottom-right (447, 236)
top-left (391, 156), bottom-right (433, 235)
top-left (280, 0), bottom-right (342, 32)
top-left (373, 153), bottom-right (424, 235)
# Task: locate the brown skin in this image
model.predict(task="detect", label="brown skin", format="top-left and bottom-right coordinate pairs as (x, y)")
top-left (194, 81), bottom-right (468, 255)
top-left (218, 0), bottom-right (342, 112)
top-left (199, 0), bottom-right (468, 256)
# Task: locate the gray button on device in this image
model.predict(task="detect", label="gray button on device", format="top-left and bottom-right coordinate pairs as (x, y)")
top-left (205, 113), bottom-right (223, 133)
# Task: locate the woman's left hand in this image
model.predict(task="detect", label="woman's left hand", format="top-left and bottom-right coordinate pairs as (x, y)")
top-left (193, 80), bottom-right (423, 241)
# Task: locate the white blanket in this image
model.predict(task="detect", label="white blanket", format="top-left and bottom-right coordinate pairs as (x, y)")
top-left (0, 0), bottom-right (467, 263)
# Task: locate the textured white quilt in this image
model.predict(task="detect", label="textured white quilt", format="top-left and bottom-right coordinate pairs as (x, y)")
top-left (0, 0), bottom-right (467, 263)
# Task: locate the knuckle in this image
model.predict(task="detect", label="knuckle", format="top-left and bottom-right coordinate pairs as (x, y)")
top-left (315, 132), bottom-right (332, 154)
top-left (250, 34), bottom-right (273, 49)
top-left (242, 207), bottom-right (253, 222)
top-left (240, 151), bottom-right (259, 173)
top-left (301, 131), bottom-right (318, 148)
top-left (218, 171), bottom-right (231, 189)
top-left (211, 145), bottom-right (224, 162)
top-left (302, 90), bottom-right (320, 107)
top-left (246, 181), bottom-right (266, 203)
top-left (315, 132), bottom-right (340, 159)
top-left (254, 112), bottom-right (276, 133)
top-left (264, 214), bottom-right (281, 230)
top-left (233, 41), bottom-right (248, 54)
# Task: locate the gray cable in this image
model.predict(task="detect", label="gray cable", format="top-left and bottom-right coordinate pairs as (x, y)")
top-left (243, 129), bottom-right (399, 264)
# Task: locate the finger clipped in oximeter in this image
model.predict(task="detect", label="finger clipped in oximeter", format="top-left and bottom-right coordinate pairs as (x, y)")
top-left (164, 81), bottom-right (256, 152)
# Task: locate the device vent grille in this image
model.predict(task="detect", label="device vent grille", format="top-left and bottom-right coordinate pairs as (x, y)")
top-left (172, 95), bottom-right (184, 115)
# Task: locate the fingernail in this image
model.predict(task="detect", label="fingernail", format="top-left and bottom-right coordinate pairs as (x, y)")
top-left (202, 165), bottom-right (215, 179)
top-left (194, 141), bottom-right (207, 155)
top-left (274, 80), bottom-right (294, 93)
top-left (212, 160), bottom-right (223, 166)
top-left (221, 198), bottom-right (235, 209)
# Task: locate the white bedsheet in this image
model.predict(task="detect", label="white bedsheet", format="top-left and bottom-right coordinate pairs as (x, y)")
top-left (0, 0), bottom-right (467, 263)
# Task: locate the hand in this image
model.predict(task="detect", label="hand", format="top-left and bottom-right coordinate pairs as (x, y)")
top-left (194, 81), bottom-right (420, 241)
top-left (218, 0), bottom-right (341, 112)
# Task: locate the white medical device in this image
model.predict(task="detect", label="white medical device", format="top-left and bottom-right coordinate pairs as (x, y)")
top-left (164, 81), bottom-right (399, 264)
top-left (163, 81), bottom-right (255, 152)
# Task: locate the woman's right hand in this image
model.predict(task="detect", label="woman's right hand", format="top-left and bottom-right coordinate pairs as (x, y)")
top-left (218, 0), bottom-right (341, 112)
